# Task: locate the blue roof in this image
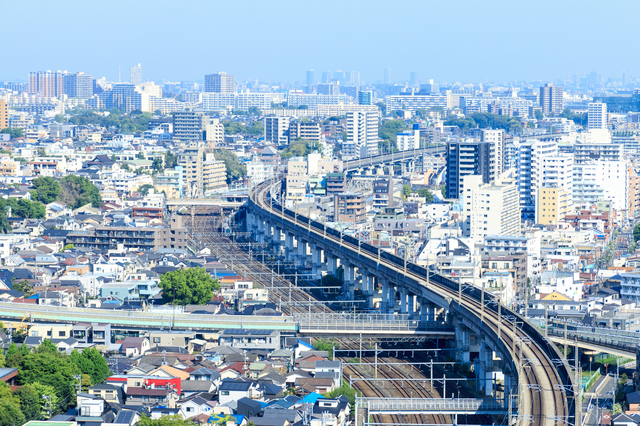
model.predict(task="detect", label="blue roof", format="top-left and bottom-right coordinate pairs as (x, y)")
top-left (28, 294), bottom-right (39, 299)
top-left (298, 339), bottom-right (314, 349)
top-left (299, 392), bottom-right (325, 404)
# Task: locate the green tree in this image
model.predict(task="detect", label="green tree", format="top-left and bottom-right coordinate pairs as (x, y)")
top-left (31, 176), bottom-right (61, 204)
top-left (11, 279), bottom-right (32, 296)
top-left (152, 157), bottom-right (164, 173)
top-left (137, 151), bottom-right (145, 160)
top-left (0, 382), bottom-right (25, 426)
top-left (402, 184), bottom-right (411, 199)
top-left (30, 382), bottom-right (60, 419)
top-left (138, 184), bottom-right (155, 196)
top-left (324, 384), bottom-right (360, 414)
top-left (138, 414), bottom-right (194, 426)
top-left (214, 148), bottom-right (247, 184)
top-left (248, 106), bottom-right (262, 116)
top-left (70, 347), bottom-right (110, 385)
top-left (312, 338), bottom-right (335, 359)
top-left (534, 109), bottom-right (543, 120)
top-left (0, 128), bottom-right (23, 139)
top-left (58, 175), bottom-right (102, 209)
top-left (0, 198), bottom-right (46, 219)
top-left (61, 244), bottom-right (74, 252)
top-left (417, 188), bottom-right (434, 203)
top-left (0, 352), bottom-right (5, 368)
top-left (14, 383), bottom-right (40, 421)
top-left (159, 267), bottom-right (220, 305)
top-left (164, 151), bottom-right (178, 168)
top-left (634, 223), bottom-right (640, 243)
top-left (378, 119), bottom-right (408, 151)
top-left (54, 114), bottom-right (66, 123)
top-left (375, 101), bottom-right (387, 116)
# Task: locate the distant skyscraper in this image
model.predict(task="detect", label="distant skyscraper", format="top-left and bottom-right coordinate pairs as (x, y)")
top-left (349, 71), bottom-right (360, 87)
top-left (0, 99), bottom-right (8, 130)
top-left (64, 72), bottom-right (93, 98)
top-left (539, 83), bottom-right (563, 115)
top-left (334, 70), bottom-right (345, 84)
top-left (409, 72), bottom-right (418, 87)
top-left (358, 90), bottom-right (372, 106)
top-left (588, 101), bottom-right (607, 130)
top-left (205, 72), bottom-right (235, 93)
top-left (130, 63), bottom-right (142, 84)
top-left (306, 70), bottom-right (314, 86)
top-left (384, 68), bottom-right (390, 84)
top-left (28, 71), bottom-right (65, 97)
top-left (321, 71), bottom-right (331, 84)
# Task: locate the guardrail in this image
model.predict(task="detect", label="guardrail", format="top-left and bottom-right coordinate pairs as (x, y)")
top-left (358, 397), bottom-right (508, 413)
top-left (547, 328), bottom-right (637, 354)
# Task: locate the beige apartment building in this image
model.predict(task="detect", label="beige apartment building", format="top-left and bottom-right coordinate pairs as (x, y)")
top-left (285, 157), bottom-right (308, 202)
top-left (537, 187), bottom-right (572, 225)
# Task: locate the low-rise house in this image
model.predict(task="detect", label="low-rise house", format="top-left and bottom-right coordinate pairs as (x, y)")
top-left (88, 384), bottom-right (124, 405)
top-left (218, 380), bottom-right (261, 405)
top-left (179, 394), bottom-right (217, 418)
top-left (125, 387), bottom-right (177, 407)
top-left (121, 337), bottom-right (151, 357)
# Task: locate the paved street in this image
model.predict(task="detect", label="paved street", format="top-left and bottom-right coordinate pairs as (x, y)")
top-left (583, 374), bottom-right (616, 426)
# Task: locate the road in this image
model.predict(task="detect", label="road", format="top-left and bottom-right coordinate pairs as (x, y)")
top-left (583, 373), bottom-right (616, 426)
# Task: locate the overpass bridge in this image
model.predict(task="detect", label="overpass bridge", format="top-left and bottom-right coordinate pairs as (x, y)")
top-left (342, 146), bottom-right (445, 177)
top-left (546, 322), bottom-right (639, 358)
top-left (0, 303), bottom-right (451, 336)
top-left (247, 176), bottom-right (578, 426)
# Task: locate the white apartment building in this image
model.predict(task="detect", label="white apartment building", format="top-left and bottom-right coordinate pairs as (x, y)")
top-left (396, 124), bottom-right (420, 151)
top-left (264, 117), bottom-right (291, 145)
top-left (588, 102), bottom-right (607, 130)
top-left (385, 94), bottom-right (449, 113)
top-left (287, 93), bottom-right (354, 108)
top-left (247, 160), bottom-right (274, 187)
top-left (285, 157), bottom-right (308, 202)
top-left (572, 160), bottom-right (628, 211)
top-left (201, 93), bottom-right (273, 110)
top-left (343, 111), bottom-right (379, 159)
top-left (485, 232), bottom-right (542, 278)
top-left (462, 173), bottom-right (521, 245)
top-left (481, 129), bottom-right (504, 177)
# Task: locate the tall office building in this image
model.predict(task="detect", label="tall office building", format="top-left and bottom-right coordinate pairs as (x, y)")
top-left (446, 141), bottom-right (496, 199)
top-left (321, 71), bottom-right (331, 84)
top-left (130, 63), bottom-right (142, 85)
top-left (344, 111), bottom-right (379, 159)
top-left (173, 111), bottom-right (205, 142)
top-left (462, 174), bottom-right (521, 243)
top-left (588, 101), bottom-right (607, 130)
top-left (205, 72), bottom-right (235, 93)
top-left (334, 71), bottom-right (346, 84)
top-left (409, 72), bottom-right (418, 87)
top-left (28, 71), bottom-right (65, 97)
top-left (358, 90), bottom-right (373, 106)
top-left (539, 83), bottom-right (563, 115)
top-left (0, 100), bottom-right (8, 130)
top-left (347, 71), bottom-right (360, 87)
top-left (63, 72), bottom-right (93, 98)
top-left (306, 70), bottom-right (314, 86)
top-left (383, 68), bottom-right (391, 84)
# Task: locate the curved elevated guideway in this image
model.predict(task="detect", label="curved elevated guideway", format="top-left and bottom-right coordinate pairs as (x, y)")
top-left (249, 177), bottom-right (576, 426)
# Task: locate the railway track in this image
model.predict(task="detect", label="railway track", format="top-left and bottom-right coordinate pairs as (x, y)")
top-left (192, 231), bottom-right (331, 315)
top-left (251, 179), bottom-right (571, 426)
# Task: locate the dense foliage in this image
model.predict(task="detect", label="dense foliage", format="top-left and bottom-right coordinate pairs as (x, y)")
top-left (417, 188), bottom-right (435, 203)
top-left (68, 108), bottom-right (152, 133)
top-left (214, 148), bottom-right (247, 183)
top-left (1, 341), bottom-right (111, 419)
top-left (58, 175), bottom-right (102, 209)
top-left (0, 197), bottom-right (45, 219)
top-left (280, 139), bottom-right (323, 158)
top-left (444, 112), bottom-right (523, 133)
top-left (159, 267), bottom-right (220, 305)
top-left (378, 119), bottom-right (408, 151)
top-left (31, 176), bottom-right (60, 204)
top-left (223, 120), bottom-right (264, 136)
top-left (559, 108), bottom-right (588, 126)
top-left (0, 128), bottom-right (23, 139)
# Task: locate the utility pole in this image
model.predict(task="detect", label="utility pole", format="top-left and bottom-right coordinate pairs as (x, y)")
top-left (43, 394), bottom-right (52, 419)
top-left (73, 374), bottom-right (82, 396)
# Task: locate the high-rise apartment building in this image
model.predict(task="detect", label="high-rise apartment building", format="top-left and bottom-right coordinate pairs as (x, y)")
top-left (481, 129), bottom-right (504, 177)
top-left (202, 152), bottom-right (228, 193)
top-left (130, 63), bottom-right (142, 85)
top-left (409, 72), bottom-right (418, 87)
top-left (285, 157), bottom-right (308, 202)
top-left (445, 141), bottom-right (496, 199)
top-left (173, 111), bottom-right (205, 142)
top-left (264, 117), bottom-right (291, 145)
top-left (288, 120), bottom-right (321, 142)
top-left (344, 111), bottom-right (379, 159)
top-left (317, 83), bottom-right (340, 95)
top-left (0, 100), bottom-right (8, 130)
top-left (205, 72), bottom-right (235, 93)
top-left (28, 71), bottom-right (65, 97)
top-left (306, 70), bottom-right (314, 86)
top-left (63, 72), bottom-right (93, 98)
top-left (462, 173), bottom-right (521, 244)
top-left (204, 117), bottom-right (225, 148)
top-left (358, 91), bottom-right (372, 106)
top-left (178, 143), bottom-right (204, 198)
top-left (539, 83), bottom-right (563, 115)
top-left (588, 101), bottom-right (607, 130)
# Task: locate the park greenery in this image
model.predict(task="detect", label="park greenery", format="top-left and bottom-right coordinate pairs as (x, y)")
top-left (222, 120), bottom-right (264, 136)
top-left (0, 128), bottom-right (23, 139)
top-left (58, 175), bottom-right (103, 209)
top-left (159, 267), bottom-right (220, 305)
top-left (67, 108), bottom-right (153, 133)
top-left (0, 197), bottom-right (45, 220)
top-left (214, 148), bottom-right (247, 184)
top-left (444, 112), bottom-right (524, 133)
top-left (559, 108), bottom-right (588, 126)
top-left (280, 139), bottom-right (323, 158)
top-left (31, 176), bottom-right (60, 204)
top-left (0, 340), bottom-right (111, 421)
top-left (378, 119), bottom-right (407, 152)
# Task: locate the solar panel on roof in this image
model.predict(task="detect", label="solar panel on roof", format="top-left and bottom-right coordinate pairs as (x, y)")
top-left (115, 411), bottom-right (135, 424)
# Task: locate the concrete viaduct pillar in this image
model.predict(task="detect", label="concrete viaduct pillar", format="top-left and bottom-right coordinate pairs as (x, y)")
top-left (285, 233), bottom-right (294, 262)
top-left (297, 238), bottom-right (307, 263)
top-left (455, 326), bottom-right (471, 363)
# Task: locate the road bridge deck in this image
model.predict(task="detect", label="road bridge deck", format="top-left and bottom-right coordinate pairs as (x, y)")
top-left (356, 397), bottom-right (509, 415)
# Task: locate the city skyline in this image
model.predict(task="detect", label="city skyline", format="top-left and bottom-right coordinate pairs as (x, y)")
top-left (2, 0), bottom-right (639, 85)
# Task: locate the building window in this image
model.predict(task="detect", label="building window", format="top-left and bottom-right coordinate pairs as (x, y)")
top-left (59, 331), bottom-right (66, 337)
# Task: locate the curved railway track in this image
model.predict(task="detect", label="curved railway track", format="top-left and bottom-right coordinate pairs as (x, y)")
top-left (251, 179), bottom-right (572, 426)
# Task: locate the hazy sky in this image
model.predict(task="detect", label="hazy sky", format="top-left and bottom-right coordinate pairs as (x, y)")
top-left (3, 0), bottom-right (638, 85)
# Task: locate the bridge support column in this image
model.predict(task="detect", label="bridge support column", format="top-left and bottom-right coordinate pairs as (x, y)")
top-left (380, 278), bottom-right (389, 312)
top-left (285, 233), bottom-right (294, 262)
top-left (400, 287), bottom-right (408, 315)
top-left (344, 263), bottom-right (356, 297)
top-left (272, 226), bottom-right (281, 245)
top-left (401, 162), bottom-right (406, 176)
top-left (310, 244), bottom-right (322, 280)
top-left (455, 327), bottom-right (470, 362)
top-left (365, 274), bottom-right (375, 309)
top-left (297, 238), bottom-right (307, 264)
top-left (410, 294), bottom-right (417, 319)
top-left (256, 219), bottom-right (266, 243)
top-left (327, 254), bottom-right (337, 276)
top-left (419, 298), bottom-right (428, 323)
top-left (387, 283), bottom-right (395, 313)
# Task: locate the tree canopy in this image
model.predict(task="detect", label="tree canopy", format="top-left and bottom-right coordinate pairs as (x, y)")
top-left (280, 139), bottom-right (323, 158)
top-left (31, 176), bottom-right (61, 204)
top-left (559, 108), bottom-right (588, 127)
top-left (58, 175), bottom-right (102, 209)
top-left (378, 119), bottom-right (408, 150)
top-left (444, 112), bottom-right (523, 133)
top-left (68, 108), bottom-right (152, 133)
top-left (0, 197), bottom-right (45, 219)
top-left (214, 148), bottom-right (246, 184)
top-left (417, 188), bottom-right (435, 203)
top-left (0, 128), bottom-right (23, 139)
top-left (223, 120), bottom-right (264, 136)
top-left (159, 267), bottom-right (220, 305)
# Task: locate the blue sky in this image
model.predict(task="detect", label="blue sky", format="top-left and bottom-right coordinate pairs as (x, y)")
top-left (3, 0), bottom-right (637, 84)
